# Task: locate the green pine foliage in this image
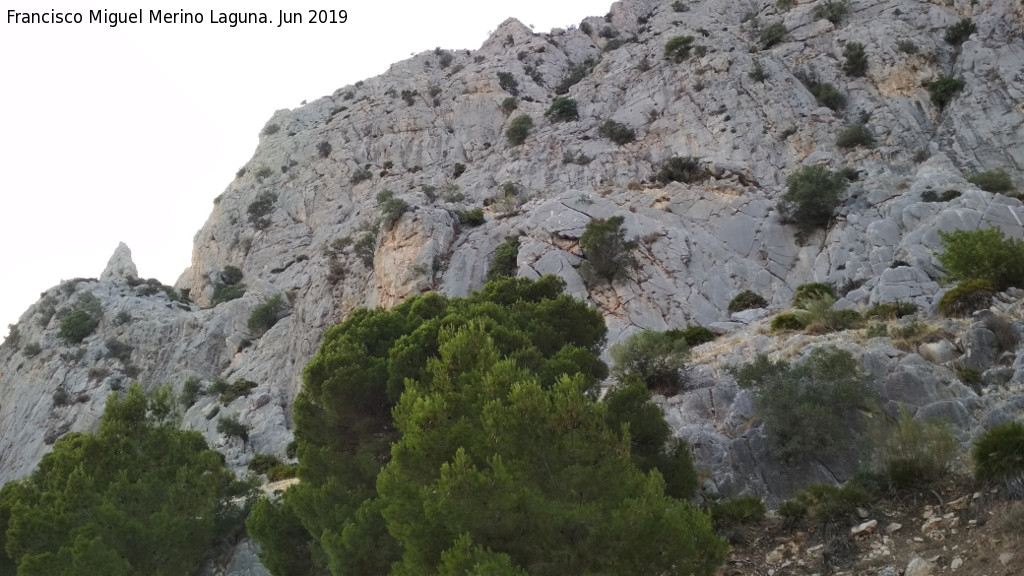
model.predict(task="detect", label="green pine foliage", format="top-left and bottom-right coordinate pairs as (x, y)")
top-left (733, 347), bottom-right (879, 463)
top-left (0, 384), bottom-right (243, 576)
top-left (579, 216), bottom-right (639, 283)
top-left (925, 75), bottom-right (965, 109)
top-left (777, 166), bottom-right (848, 241)
top-left (487, 236), bottom-right (521, 282)
top-left (248, 276), bottom-right (725, 576)
top-left (937, 226), bottom-right (1024, 290)
top-left (842, 42), bottom-right (868, 77)
top-left (505, 114), bottom-right (534, 146)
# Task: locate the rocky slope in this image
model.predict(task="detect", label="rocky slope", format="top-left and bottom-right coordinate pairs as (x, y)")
top-left (1, 0), bottom-right (1023, 572)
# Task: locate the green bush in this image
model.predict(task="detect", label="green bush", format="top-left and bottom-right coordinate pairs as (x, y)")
top-left (973, 422), bottom-right (1024, 489)
top-left (266, 465), bottom-right (299, 482)
top-left (945, 18), bottom-right (976, 46)
top-left (813, 0), bottom-right (848, 24)
top-left (664, 35), bottom-right (695, 62)
top-left (355, 232), bottom-right (377, 267)
top-left (897, 40), bottom-right (918, 54)
top-left (104, 337), bottom-right (133, 363)
top-left (733, 347), bottom-right (878, 463)
top-left (57, 294), bottom-right (103, 344)
top-left (23, 342), bottom-right (42, 358)
top-left (925, 75), bottom-right (965, 109)
top-left (350, 167), bottom-right (372, 184)
top-left (500, 96), bottom-right (518, 114)
top-left (247, 191), bottom-right (277, 230)
top-left (669, 325), bottom-right (719, 346)
top-left (212, 283), bottom-right (246, 305)
top-left (248, 294), bottom-right (286, 336)
top-left (866, 409), bottom-right (959, 490)
top-left (217, 415), bottom-right (249, 441)
top-left (180, 377), bottom-right (203, 408)
top-left (207, 376), bottom-right (229, 397)
top-left (262, 123), bottom-right (280, 136)
top-left (579, 216), bottom-right (638, 283)
top-left (795, 296), bottom-right (861, 333)
top-left (836, 123), bottom-right (874, 149)
top-left (749, 60), bottom-right (768, 82)
top-left (457, 208), bottom-right (485, 226)
top-left (544, 97), bottom-right (579, 122)
top-left (792, 282), bottom-right (837, 307)
top-left (798, 73), bottom-right (846, 110)
top-left (771, 313), bottom-right (806, 332)
top-left (760, 22), bottom-right (787, 49)
top-left (219, 379), bottom-right (259, 405)
top-left (248, 453), bottom-right (284, 475)
top-left (452, 163), bottom-right (466, 178)
top-left (555, 59), bottom-right (597, 94)
top-left (317, 141), bottom-right (332, 158)
top-left (710, 495), bottom-right (766, 530)
top-left (776, 0), bottom-right (796, 10)
top-left (779, 482), bottom-right (872, 525)
top-left (505, 114), bottom-right (534, 146)
top-left (938, 279), bottom-right (997, 317)
top-left (377, 189), bottom-right (409, 229)
top-left (863, 301), bottom-right (917, 320)
top-left (497, 71), bottom-right (518, 96)
top-left (937, 226), bottom-right (1024, 290)
top-left (600, 120), bottom-right (636, 145)
top-left (610, 330), bottom-right (689, 394)
top-left (777, 166), bottom-right (847, 240)
top-left (487, 236), bottom-right (521, 281)
top-left (221, 265), bottom-right (244, 285)
top-left (656, 156), bottom-right (708, 184)
top-left (729, 290), bottom-right (769, 313)
top-left (968, 169), bottom-right (1015, 193)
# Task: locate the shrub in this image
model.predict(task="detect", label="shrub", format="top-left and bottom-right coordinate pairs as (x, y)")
top-left (58, 304), bottom-right (102, 345)
top-left (317, 141), bottom-right (332, 158)
top-left (813, 0), bottom-right (848, 24)
top-left (23, 342), bottom-right (42, 357)
top-left (456, 208), bottom-right (485, 226)
top-left (247, 192), bottom-right (277, 230)
top-left (780, 482), bottom-right (872, 525)
top-left (938, 279), bottom-right (998, 317)
top-left (610, 330), bottom-right (689, 394)
top-left (217, 415), bottom-right (249, 441)
top-left (266, 465), bottom-right (299, 482)
top-left (973, 421), bottom-right (1024, 488)
top-left (104, 337), bottom-right (133, 363)
top-left (222, 265), bottom-right (244, 285)
top-left (671, 0), bottom-right (688, 12)
top-left (355, 232), bottom-right (377, 267)
top-left (710, 496), bottom-right (766, 531)
top-left (792, 282), bottom-right (837, 307)
top-left (733, 347), bottom-right (878, 463)
top-left (837, 123), bottom-right (875, 149)
top-left (798, 73), bottom-right (847, 110)
top-left (350, 167), bottom-right (372, 184)
top-left (249, 453), bottom-right (284, 475)
top-left (562, 151), bottom-right (593, 165)
top-left (669, 325), bottom-right (719, 346)
top-left (945, 18), bottom-right (976, 46)
top-left (212, 283), bottom-right (246, 305)
top-left (506, 114), bottom-right (534, 146)
top-left (749, 60), bottom-right (768, 82)
top-left (487, 236), bottom-right (521, 281)
top-left (52, 387), bottom-right (70, 406)
top-left (377, 189), bottom-right (409, 228)
top-left (579, 216), bottom-right (638, 283)
top-left (776, 0), bottom-right (796, 11)
top-left (248, 294), bottom-right (286, 336)
top-left (451, 163), bottom-right (466, 179)
top-left (729, 290), bottom-right (768, 313)
top-left (497, 71), bottom-right (519, 96)
top-left (842, 42), bottom-right (868, 77)
top-left (545, 97), bottom-right (579, 122)
top-left (895, 41), bottom-right (918, 56)
top-left (866, 409), bottom-right (959, 490)
top-left (863, 301), bottom-right (917, 320)
top-left (771, 313), bottom-right (806, 332)
top-left (500, 96), bottom-right (518, 114)
top-left (656, 156), bottom-right (708, 184)
top-left (968, 169), bottom-right (1015, 193)
top-left (219, 379), bottom-right (259, 405)
top-left (777, 166), bottom-right (847, 240)
top-left (600, 120), bottom-right (636, 145)
top-left (664, 35), bottom-right (696, 62)
top-left (261, 123), bottom-right (280, 136)
top-left (760, 22), bottom-right (787, 49)
top-left (180, 377), bottom-right (203, 408)
top-left (555, 59), bottom-right (597, 94)
top-left (925, 75), bottom-right (965, 109)
top-left (937, 227), bottom-right (1024, 290)
top-left (794, 296), bottom-right (861, 333)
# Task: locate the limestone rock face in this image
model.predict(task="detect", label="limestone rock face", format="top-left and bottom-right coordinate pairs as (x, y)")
top-left (2, 0), bottom-right (1024, 571)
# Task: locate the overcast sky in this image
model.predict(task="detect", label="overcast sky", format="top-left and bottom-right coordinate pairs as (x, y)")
top-left (1, 0), bottom-right (613, 337)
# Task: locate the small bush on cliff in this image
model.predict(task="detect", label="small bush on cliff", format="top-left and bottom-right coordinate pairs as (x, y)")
top-left (733, 347), bottom-right (878, 463)
top-left (813, 0), bottom-right (848, 24)
top-left (973, 421), bottom-right (1024, 491)
top-left (248, 295), bottom-right (287, 337)
top-left (836, 123), bottom-right (874, 149)
top-left (760, 22), bottom-right (787, 49)
top-left (217, 415), bottom-right (249, 441)
top-left (600, 120), bottom-right (636, 145)
top-left (729, 290), bottom-right (768, 313)
top-left (544, 97), bottom-right (579, 122)
top-left (57, 293), bottom-right (103, 344)
top-left (924, 75), bottom-right (965, 110)
top-left (656, 156), bottom-right (708, 184)
top-left (505, 114), bottom-right (534, 146)
top-left (247, 191), bottom-right (277, 230)
top-left (937, 226), bottom-right (1024, 290)
top-left (777, 166), bottom-right (847, 241)
top-left (664, 35), bottom-right (695, 62)
top-left (487, 236), bottom-right (521, 282)
top-left (610, 330), bottom-right (690, 394)
top-left (968, 169), bottom-right (1015, 194)
top-left (945, 18), bottom-right (976, 46)
top-left (579, 216), bottom-right (638, 283)
top-left (865, 408), bottom-right (959, 490)
top-left (842, 42), bottom-right (868, 77)
top-left (938, 279), bottom-right (997, 317)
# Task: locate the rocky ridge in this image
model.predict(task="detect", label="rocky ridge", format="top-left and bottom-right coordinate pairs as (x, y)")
top-left (1, 0), bottom-right (1023, 573)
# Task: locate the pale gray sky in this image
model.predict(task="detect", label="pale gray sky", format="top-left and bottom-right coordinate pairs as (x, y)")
top-left (1, 0), bottom-right (613, 337)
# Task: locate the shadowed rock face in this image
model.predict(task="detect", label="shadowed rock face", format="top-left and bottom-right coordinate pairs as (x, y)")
top-left (2, 0), bottom-right (1024, 569)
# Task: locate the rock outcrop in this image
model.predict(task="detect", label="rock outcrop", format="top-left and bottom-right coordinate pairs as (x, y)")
top-left (1, 0), bottom-right (1023, 571)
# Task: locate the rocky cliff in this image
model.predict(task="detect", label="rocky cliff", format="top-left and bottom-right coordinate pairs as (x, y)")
top-left (2, 0), bottom-right (1023, 571)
